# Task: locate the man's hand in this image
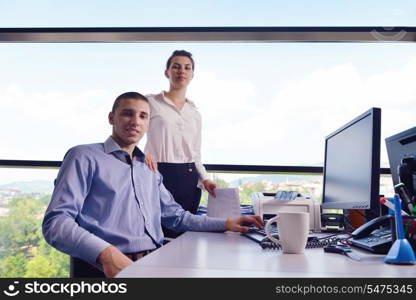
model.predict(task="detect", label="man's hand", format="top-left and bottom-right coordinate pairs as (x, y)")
top-left (203, 179), bottom-right (218, 196)
top-left (144, 154), bottom-right (158, 172)
top-left (225, 215), bottom-right (264, 233)
top-left (97, 245), bottom-right (133, 278)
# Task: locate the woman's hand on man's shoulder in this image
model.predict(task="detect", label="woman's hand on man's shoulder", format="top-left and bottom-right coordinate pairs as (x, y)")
top-left (144, 154), bottom-right (158, 172)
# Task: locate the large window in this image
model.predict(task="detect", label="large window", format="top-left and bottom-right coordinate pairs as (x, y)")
top-left (1, 42), bottom-right (415, 167)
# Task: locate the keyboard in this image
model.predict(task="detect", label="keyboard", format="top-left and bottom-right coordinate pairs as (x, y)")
top-left (243, 226), bottom-right (346, 249)
top-left (243, 225), bottom-right (278, 244)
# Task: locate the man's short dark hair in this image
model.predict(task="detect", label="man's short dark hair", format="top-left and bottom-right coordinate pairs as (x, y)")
top-left (111, 92), bottom-right (149, 113)
top-left (166, 50), bottom-right (195, 71)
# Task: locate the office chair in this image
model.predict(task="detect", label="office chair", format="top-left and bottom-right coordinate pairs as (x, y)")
top-left (70, 256), bottom-right (105, 278)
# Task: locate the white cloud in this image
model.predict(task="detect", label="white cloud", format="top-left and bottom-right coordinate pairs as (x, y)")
top-left (0, 86), bottom-right (114, 160)
top-left (193, 58), bottom-right (416, 166)
top-left (0, 56), bottom-right (415, 170)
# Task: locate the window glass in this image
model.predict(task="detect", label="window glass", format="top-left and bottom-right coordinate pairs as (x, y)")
top-left (0, 168), bottom-right (69, 278)
top-left (1, 42), bottom-right (415, 168)
top-left (1, 0), bottom-right (415, 27)
top-left (201, 173), bottom-right (395, 207)
top-left (0, 169), bottom-right (393, 277)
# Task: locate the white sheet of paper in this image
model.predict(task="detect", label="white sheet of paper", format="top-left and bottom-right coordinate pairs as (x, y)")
top-left (207, 188), bottom-right (241, 219)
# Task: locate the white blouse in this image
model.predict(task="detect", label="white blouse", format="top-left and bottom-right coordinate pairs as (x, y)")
top-left (144, 92), bottom-right (209, 181)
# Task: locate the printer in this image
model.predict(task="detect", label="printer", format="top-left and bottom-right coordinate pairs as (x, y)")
top-left (251, 191), bottom-right (322, 232)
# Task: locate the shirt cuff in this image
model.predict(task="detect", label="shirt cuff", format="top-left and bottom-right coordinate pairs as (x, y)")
top-left (200, 173), bottom-right (210, 182)
top-left (194, 162), bottom-right (210, 182)
top-left (77, 234), bottom-right (112, 264)
top-left (209, 217), bottom-right (227, 231)
top-left (201, 216), bottom-right (227, 232)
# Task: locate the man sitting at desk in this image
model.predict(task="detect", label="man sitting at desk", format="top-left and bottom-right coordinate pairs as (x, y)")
top-left (42, 91), bottom-right (263, 278)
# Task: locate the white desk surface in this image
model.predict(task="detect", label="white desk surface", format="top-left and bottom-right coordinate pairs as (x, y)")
top-left (116, 231), bottom-right (416, 278)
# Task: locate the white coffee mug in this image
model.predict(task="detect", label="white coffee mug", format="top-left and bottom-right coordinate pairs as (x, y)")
top-left (265, 211), bottom-right (309, 254)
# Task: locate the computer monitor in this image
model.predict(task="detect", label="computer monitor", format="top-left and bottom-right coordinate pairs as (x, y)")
top-left (321, 108), bottom-right (381, 221)
top-left (385, 127), bottom-right (416, 185)
top-left (385, 127), bottom-right (416, 201)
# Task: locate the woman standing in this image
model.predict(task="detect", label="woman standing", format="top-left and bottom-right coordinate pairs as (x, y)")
top-left (144, 50), bottom-right (217, 237)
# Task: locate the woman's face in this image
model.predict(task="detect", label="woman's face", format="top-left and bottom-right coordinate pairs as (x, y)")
top-left (165, 56), bottom-right (194, 89)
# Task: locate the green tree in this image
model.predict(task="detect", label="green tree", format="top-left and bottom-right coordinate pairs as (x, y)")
top-left (38, 194), bottom-right (52, 206)
top-left (37, 235), bottom-right (69, 278)
top-left (0, 196), bottom-right (44, 256)
top-left (0, 195), bottom-right (69, 278)
top-left (0, 254), bottom-right (27, 277)
top-left (24, 255), bottom-right (55, 278)
top-left (239, 181), bottom-right (270, 205)
top-left (199, 191), bottom-right (208, 207)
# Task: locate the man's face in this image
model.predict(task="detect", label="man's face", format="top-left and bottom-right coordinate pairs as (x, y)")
top-left (108, 98), bottom-right (150, 149)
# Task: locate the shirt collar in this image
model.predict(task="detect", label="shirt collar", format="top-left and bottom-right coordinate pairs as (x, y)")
top-left (104, 136), bottom-right (145, 162)
top-left (160, 91), bottom-right (198, 109)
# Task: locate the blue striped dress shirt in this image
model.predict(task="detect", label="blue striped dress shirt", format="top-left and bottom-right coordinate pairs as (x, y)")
top-left (42, 136), bottom-right (226, 264)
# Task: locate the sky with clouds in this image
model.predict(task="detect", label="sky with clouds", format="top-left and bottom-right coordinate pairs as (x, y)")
top-left (0, 1), bottom-right (415, 184)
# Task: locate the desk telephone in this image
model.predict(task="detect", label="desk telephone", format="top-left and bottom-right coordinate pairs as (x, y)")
top-left (350, 215), bottom-right (393, 254)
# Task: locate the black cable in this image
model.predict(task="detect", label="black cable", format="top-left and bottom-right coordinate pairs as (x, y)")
top-left (260, 232), bottom-right (349, 250)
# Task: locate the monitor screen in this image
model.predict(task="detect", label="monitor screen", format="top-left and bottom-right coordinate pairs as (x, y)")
top-left (322, 108), bottom-right (381, 220)
top-left (385, 127), bottom-right (416, 186)
top-left (385, 127), bottom-right (416, 204)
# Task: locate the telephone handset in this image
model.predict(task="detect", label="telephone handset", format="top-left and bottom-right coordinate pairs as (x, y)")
top-left (350, 215), bottom-right (393, 254)
top-left (351, 215), bottom-right (392, 239)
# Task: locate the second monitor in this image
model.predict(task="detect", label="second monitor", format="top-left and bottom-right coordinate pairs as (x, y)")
top-left (321, 107), bottom-right (382, 222)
